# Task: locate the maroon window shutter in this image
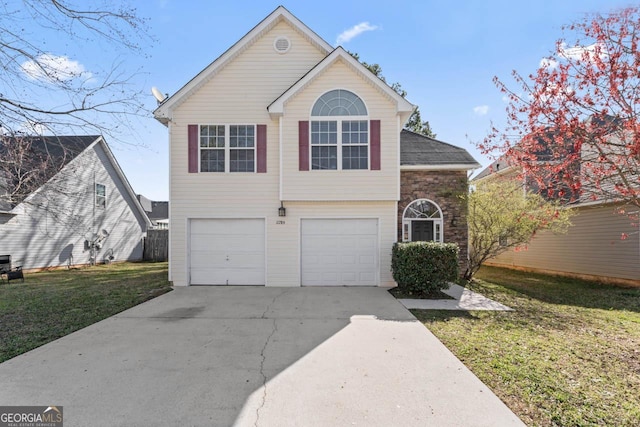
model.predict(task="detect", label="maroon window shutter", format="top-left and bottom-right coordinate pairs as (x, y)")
top-left (370, 120), bottom-right (381, 170)
top-left (298, 121), bottom-right (309, 171)
top-left (188, 125), bottom-right (199, 173)
top-left (257, 124), bottom-right (267, 173)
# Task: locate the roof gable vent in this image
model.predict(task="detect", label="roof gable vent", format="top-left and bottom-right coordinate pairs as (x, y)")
top-left (274, 36), bottom-right (291, 54)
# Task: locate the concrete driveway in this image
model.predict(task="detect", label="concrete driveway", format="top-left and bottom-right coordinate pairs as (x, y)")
top-left (0, 287), bottom-right (524, 426)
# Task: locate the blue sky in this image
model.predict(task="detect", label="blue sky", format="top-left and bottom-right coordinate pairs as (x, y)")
top-left (60, 0), bottom-right (631, 200)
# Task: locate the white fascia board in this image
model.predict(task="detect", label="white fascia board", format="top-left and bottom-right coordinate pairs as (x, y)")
top-left (472, 164), bottom-right (516, 182)
top-left (401, 164), bottom-right (481, 171)
top-left (154, 6), bottom-right (333, 124)
top-left (268, 47), bottom-right (415, 118)
top-left (97, 138), bottom-right (153, 228)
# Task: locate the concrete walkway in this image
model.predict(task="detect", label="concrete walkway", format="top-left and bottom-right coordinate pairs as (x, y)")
top-left (0, 287), bottom-right (524, 427)
top-left (400, 283), bottom-right (514, 311)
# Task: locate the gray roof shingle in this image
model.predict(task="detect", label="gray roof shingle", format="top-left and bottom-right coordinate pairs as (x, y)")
top-left (400, 129), bottom-right (479, 167)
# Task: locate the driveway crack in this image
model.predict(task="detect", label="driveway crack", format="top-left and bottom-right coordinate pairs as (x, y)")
top-left (254, 290), bottom-right (288, 427)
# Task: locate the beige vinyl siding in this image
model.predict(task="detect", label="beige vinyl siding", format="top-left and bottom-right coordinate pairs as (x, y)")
top-left (487, 203), bottom-right (640, 282)
top-left (168, 21), bottom-right (327, 285)
top-left (0, 144), bottom-right (147, 269)
top-left (281, 59), bottom-right (399, 201)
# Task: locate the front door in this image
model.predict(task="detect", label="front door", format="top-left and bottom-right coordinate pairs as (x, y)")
top-left (411, 221), bottom-right (434, 242)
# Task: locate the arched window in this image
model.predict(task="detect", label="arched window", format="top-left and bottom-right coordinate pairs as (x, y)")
top-left (311, 89), bottom-right (368, 116)
top-left (402, 199), bottom-right (443, 242)
top-left (310, 90), bottom-right (369, 170)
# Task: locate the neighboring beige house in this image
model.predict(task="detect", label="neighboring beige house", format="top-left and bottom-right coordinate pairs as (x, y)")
top-left (154, 6), bottom-right (479, 287)
top-left (474, 156), bottom-right (640, 286)
top-left (0, 136), bottom-right (151, 270)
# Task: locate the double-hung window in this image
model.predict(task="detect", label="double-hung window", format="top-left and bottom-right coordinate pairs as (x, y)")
top-left (95, 183), bottom-right (106, 208)
top-left (310, 90), bottom-right (369, 170)
top-left (200, 125), bottom-right (256, 172)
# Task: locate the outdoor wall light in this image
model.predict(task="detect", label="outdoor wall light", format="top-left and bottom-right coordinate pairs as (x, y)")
top-left (450, 215), bottom-right (458, 227)
top-left (278, 201), bottom-right (286, 217)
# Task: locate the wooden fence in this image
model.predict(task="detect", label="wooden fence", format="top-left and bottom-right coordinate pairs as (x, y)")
top-left (143, 229), bottom-right (168, 262)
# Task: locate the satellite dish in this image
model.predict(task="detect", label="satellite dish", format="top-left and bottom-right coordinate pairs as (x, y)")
top-left (151, 86), bottom-right (167, 104)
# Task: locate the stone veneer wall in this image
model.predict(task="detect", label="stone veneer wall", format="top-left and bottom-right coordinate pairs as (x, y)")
top-left (399, 170), bottom-right (469, 275)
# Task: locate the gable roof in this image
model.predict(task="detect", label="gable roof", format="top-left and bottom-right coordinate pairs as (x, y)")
top-left (472, 157), bottom-right (512, 181)
top-left (400, 129), bottom-right (480, 170)
top-left (0, 135), bottom-right (151, 227)
top-left (0, 135), bottom-right (100, 206)
top-left (153, 6), bottom-right (333, 124)
top-left (267, 46), bottom-right (415, 120)
top-left (148, 201), bottom-right (168, 221)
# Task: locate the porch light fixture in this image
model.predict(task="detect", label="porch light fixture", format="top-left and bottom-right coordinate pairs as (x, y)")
top-left (450, 215), bottom-right (458, 227)
top-left (278, 201), bottom-right (286, 217)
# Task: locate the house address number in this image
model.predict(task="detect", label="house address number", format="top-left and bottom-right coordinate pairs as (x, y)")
top-left (276, 220), bottom-right (285, 225)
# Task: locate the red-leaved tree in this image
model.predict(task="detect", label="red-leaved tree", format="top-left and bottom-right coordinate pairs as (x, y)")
top-left (481, 7), bottom-right (640, 215)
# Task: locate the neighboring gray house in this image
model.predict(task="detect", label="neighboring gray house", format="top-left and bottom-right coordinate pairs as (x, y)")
top-left (137, 195), bottom-right (169, 229)
top-left (0, 135), bottom-right (151, 270)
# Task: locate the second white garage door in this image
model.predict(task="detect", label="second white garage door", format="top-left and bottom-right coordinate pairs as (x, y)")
top-left (301, 219), bottom-right (378, 286)
top-left (189, 219), bottom-right (265, 285)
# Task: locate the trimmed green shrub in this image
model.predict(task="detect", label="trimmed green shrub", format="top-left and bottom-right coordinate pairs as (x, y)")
top-left (391, 242), bottom-right (459, 294)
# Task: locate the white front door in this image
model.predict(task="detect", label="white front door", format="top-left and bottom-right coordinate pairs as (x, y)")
top-left (301, 219), bottom-right (378, 286)
top-left (189, 219), bottom-right (265, 285)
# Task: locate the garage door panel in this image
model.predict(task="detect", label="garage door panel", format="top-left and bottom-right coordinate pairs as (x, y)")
top-left (301, 219), bottom-right (378, 286)
top-left (189, 219), bottom-right (265, 286)
top-left (190, 251), bottom-right (264, 269)
top-left (191, 219), bottom-right (264, 235)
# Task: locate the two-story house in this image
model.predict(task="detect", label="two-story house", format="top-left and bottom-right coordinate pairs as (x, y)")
top-left (154, 6), bottom-right (479, 287)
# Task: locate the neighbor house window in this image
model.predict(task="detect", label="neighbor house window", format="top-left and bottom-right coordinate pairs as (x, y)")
top-left (95, 183), bottom-right (106, 208)
top-left (200, 124), bottom-right (256, 172)
top-left (310, 90), bottom-right (368, 170)
top-left (402, 199), bottom-right (443, 243)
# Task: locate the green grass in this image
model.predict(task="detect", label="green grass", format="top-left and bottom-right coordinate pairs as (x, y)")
top-left (0, 262), bottom-right (171, 363)
top-left (414, 266), bottom-right (640, 427)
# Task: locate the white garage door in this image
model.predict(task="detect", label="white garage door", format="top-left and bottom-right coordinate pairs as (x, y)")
top-left (301, 219), bottom-right (378, 286)
top-left (189, 219), bottom-right (265, 285)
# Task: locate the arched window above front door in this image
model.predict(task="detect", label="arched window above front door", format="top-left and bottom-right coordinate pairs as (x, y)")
top-left (402, 199), bottom-right (443, 243)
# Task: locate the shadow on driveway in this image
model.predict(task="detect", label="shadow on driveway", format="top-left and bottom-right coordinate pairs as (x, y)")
top-left (0, 286), bottom-right (523, 427)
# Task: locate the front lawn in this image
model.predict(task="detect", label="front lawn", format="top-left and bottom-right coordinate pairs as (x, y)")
top-left (0, 262), bottom-right (171, 363)
top-left (414, 266), bottom-right (640, 426)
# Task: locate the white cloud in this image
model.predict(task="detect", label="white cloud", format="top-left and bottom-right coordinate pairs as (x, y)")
top-left (558, 42), bottom-right (607, 62)
top-left (539, 57), bottom-right (558, 69)
top-left (336, 22), bottom-right (378, 45)
top-left (473, 105), bottom-right (489, 116)
top-left (21, 54), bottom-right (92, 83)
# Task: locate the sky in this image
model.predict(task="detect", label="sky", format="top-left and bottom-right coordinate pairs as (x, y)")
top-left (29, 0), bottom-right (633, 200)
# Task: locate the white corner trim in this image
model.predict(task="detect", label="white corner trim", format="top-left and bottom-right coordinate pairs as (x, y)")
top-left (401, 164), bottom-right (481, 171)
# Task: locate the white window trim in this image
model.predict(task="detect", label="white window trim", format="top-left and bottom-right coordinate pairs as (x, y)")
top-left (95, 183), bottom-right (106, 209)
top-left (309, 116), bottom-right (370, 171)
top-left (401, 199), bottom-right (444, 243)
top-left (199, 124), bottom-right (257, 173)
